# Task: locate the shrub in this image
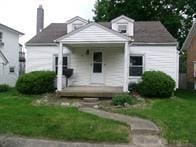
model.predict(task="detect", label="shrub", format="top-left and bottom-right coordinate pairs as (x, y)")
top-left (0, 84), bottom-right (10, 92)
top-left (112, 94), bottom-right (133, 106)
top-left (16, 71), bottom-right (56, 94)
top-left (138, 71), bottom-right (175, 98)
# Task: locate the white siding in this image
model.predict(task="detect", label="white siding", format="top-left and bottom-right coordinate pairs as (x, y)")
top-left (69, 48), bottom-right (91, 86)
top-left (129, 45), bottom-right (179, 87)
top-left (26, 46), bottom-right (70, 72)
top-left (61, 25), bottom-right (127, 42)
top-left (104, 48), bottom-right (124, 86)
top-left (0, 27), bottom-right (20, 86)
top-left (70, 47), bottom-right (124, 87)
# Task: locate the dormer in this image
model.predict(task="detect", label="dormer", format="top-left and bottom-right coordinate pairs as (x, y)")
top-left (66, 16), bottom-right (88, 33)
top-left (111, 15), bottom-right (134, 36)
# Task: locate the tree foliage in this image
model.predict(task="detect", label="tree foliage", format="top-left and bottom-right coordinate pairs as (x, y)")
top-left (93, 0), bottom-right (196, 46)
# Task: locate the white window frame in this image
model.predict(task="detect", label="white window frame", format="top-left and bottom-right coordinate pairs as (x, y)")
top-left (72, 23), bottom-right (83, 30)
top-left (129, 55), bottom-right (145, 78)
top-left (118, 24), bottom-right (128, 34)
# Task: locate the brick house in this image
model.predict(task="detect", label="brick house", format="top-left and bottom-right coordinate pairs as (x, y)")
top-left (182, 22), bottom-right (196, 89)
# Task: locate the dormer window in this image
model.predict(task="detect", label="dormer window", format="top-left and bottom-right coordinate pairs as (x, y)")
top-left (72, 24), bottom-right (83, 30)
top-left (118, 24), bottom-right (127, 34)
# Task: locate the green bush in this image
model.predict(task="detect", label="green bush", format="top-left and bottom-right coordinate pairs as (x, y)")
top-left (112, 94), bottom-right (133, 106)
top-left (16, 71), bottom-right (56, 94)
top-left (138, 71), bottom-right (175, 98)
top-left (0, 84), bottom-right (10, 92)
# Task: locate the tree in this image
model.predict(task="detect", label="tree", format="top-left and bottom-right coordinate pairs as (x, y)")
top-left (93, 0), bottom-right (196, 47)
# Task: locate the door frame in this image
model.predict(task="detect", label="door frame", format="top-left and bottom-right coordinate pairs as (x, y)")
top-left (90, 49), bottom-right (105, 84)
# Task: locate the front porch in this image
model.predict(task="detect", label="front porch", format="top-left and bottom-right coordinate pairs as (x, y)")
top-left (56, 22), bottom-right (131, 95)
top-left (58, 86), bottom-right (123, 98)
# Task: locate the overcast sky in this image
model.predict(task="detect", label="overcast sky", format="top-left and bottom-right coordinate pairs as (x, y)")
top-left (0, 0), bottom-right (96, 45)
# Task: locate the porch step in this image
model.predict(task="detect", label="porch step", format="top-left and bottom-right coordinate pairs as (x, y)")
top-left (81, 101), bottom-right (100, 107)
top-left (58, 91), bottom-right (121, 98)
top-left (58, 86), bottom-right (123, 98)
top-left (81, 98), bottom-right (100, 107)
top-left (83, 98), bottom-right (99, 102)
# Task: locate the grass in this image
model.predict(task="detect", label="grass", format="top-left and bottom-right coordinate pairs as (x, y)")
top-left (114, 89), bottom-right (196, 144)
top-left (0, 89), bottom-right (129, 143)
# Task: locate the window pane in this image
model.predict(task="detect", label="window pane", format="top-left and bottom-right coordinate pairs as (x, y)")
top-left (130, 56), bottom-right (143, 66)
top-left (93, 52), bottom-right (102, 62)
top-left (93, 63), bottom-right (102, 73)
top-left (118, 25), bottom-right (127, 33)
top-left (55, 56), bottom-right (68, 75)
top-left (129, 67), bottom-right (143, 76)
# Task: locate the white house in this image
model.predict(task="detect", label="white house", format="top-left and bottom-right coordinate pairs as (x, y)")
top-left (26, 7), bottom-right (179, 94)
top-left (0, 23), bottom-right (24, 86)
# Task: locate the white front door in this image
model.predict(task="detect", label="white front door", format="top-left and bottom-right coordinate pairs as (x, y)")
top-left (91, 51), bottom-right (104, 84)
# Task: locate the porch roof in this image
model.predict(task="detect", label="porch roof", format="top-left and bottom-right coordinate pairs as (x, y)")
top-left (55, 22), bottom-right (132, 43)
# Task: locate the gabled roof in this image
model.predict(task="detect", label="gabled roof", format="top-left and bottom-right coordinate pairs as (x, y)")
top-left (26, 21), bottom-right (177, 46)
top-left (55, 22), bottom-right (132, 42)
top-left (0, 23), bottom-right (24, 35)
top-left (0, 50), bottom-right (8, 65)
top-left (182, 22), bottom-right (196, 50)
top-left (66, 16), bottom-right (88, 24)
top-left (111, 15), bottom-right (134, 23)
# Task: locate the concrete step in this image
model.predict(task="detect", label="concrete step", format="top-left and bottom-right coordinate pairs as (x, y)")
top-left (83, 98), bottom-right (99, 102)
top-left (133, 135), bottom-right (164, 146)
top-left (130, 117), bottom-right (160, 135)
top-left (81, 101), bottom-right (100, 107)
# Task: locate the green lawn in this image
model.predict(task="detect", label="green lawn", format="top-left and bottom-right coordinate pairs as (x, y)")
top-left (0, 89), bottom-right (129, 143)
top-left (115, 89), bottom-right (196, 144)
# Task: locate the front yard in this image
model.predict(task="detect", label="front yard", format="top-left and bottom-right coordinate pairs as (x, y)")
top-left (113, 90), bottom-right (196, 144)
top-left (0, 89), bottom-right (129, 143)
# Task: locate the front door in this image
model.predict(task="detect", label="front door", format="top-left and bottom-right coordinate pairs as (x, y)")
top-left (91, 51), bottom-right (104, 84)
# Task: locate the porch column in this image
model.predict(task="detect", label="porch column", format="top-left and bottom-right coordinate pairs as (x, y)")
top-left (57, 43), bottom-right (63, 91)
top-left (123, 41), bottom-right (129, 92)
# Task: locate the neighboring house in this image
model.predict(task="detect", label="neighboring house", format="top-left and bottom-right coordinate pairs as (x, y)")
top-left (0, 23), bottom-right (24, 86)
top-left (182, 21), bottom-right (196, 89)
top-left (26, 6), bottom-right (179, 93)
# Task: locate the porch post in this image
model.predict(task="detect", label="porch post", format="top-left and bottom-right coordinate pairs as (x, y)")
top-left (57, 43), bottom-right (63, 91)
top-left (123, 41), bottom-right (129, 92)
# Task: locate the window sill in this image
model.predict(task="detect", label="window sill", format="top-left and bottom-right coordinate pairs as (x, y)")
top-left (129, 76), bottom-right (142, 79)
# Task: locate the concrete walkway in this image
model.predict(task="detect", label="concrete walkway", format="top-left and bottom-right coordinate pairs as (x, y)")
top-left (0, 108), bottom-right (166, 147)
top-left (80, 108), bottom-right (166, 147)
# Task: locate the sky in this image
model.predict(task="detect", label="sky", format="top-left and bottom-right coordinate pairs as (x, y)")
top-left (0, 0), bottom-right (96, 45)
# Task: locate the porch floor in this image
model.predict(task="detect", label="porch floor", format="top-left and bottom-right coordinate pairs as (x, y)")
top-left (58, 86), bottom-right (124, 98)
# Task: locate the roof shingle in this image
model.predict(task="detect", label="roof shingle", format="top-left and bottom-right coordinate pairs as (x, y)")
top-left (26, 21), bottom-right (176, 45)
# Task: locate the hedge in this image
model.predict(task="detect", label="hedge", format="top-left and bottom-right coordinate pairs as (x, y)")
top-left (16, 71), bottom-right (56, 94)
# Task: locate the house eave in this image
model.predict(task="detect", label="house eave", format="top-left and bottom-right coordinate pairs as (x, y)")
top-left (25, 43), bottom-right (58, 46)
top-left (131, 42), bottom-right (178, 46)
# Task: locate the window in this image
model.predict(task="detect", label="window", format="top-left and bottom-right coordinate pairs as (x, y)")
top-left (93, 52), bottom-right (102, 73)
top-left (55, 56), bottom-right (68, 75)
top-left (118, 24), bottom-right (127, 33)
top-left (9, 67), bottom-right (15, 73)
top-left (129, 56), bottom-right (143, 76)
top-left (0, 32), bottom-right (2, 42)
top-left (72, 24), bottom-right (83, 30)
